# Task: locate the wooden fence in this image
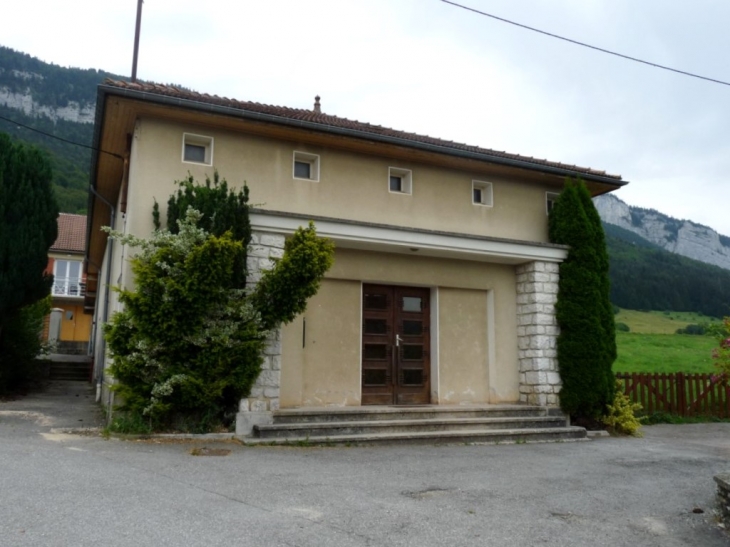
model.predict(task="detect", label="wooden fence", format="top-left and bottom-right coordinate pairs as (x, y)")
top-left (616, 372), bottom-right (730, 418)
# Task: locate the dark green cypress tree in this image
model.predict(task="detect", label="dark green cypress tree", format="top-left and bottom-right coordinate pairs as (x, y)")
top-left (549, 178), bottom-right (615, 419)
top-left (0, 132), bottom-right (59, 325)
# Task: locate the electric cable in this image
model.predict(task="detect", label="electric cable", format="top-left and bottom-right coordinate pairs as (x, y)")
top-left (0, 112), bottom-right (123, 160)
top-left (441, 0), bottom-right (730, 87)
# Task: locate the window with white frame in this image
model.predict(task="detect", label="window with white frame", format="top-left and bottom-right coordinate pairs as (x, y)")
top-left (388, 167), bottom-right (412, 195)
top-left (472, 180), bottom-right (493, 207)
top-left (293, 151), bottom-right (320, 181)
top-left (546, 192), bottom-right (560, 214)
top-left (53, 259), bottom-right (85, 297)
top-left (182, 133), bottom-right (213, 165)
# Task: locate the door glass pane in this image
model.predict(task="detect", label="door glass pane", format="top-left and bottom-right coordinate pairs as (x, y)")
top-left (55, 260), bottom-right (69, 277)
top-left (402, 345), bottom-right (423, 360)
top-left (364, 344), bottom-right (387, 360)
top-left (402, 296), bottom-right (422, 312)
top-left (402, 320), bottom-right (422, 336)
top-left (402, 369), bottom-right (423, 385)
top-left (364, 319), bottom-right (388, 335)
top-left (363, 369), bottom-right (387, 386)
top-left (68, 261), bottom-right (81, 280)
top-left (364, 293), bottom-right (388, 309)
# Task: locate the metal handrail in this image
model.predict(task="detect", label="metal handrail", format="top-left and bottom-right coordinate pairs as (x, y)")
top-left (52, 277), bottom-right (86, 297)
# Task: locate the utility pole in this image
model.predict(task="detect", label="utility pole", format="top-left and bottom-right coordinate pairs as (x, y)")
top-left (131, 0), bottom-right (144, 82)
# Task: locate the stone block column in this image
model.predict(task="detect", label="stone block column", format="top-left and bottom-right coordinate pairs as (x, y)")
top-left (236, 231), bottom-right (285, 436)
top-left (516, 261), bottom-right (561, 406)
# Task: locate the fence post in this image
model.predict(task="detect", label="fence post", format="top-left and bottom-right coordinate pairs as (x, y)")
top-left (677, 372), bottom-right (686, 417)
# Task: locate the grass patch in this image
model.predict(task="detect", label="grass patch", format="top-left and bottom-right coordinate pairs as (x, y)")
top-left (614, 332), bottom-right (716, 373)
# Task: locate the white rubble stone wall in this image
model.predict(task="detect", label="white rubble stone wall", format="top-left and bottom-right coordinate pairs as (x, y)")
top-left (237, 231), bottom-right (285, 433)
top-left (516, 261), bottom-right (561, 406)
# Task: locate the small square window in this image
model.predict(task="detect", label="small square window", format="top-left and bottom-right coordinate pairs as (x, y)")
top-left (472, 180), bottom-right (493, 206)
top-left (293, 151), bottom-right (320, 181)
top-left (182, 133), bottom-right (213, 165)
top-left (184, 144), bottom-right (206, 163)
top-left (546, 192), bottom-right (560, 214)
top-left (388, 167), bottom-right (412, 195)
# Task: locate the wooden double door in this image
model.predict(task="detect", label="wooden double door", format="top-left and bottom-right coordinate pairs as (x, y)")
top-left (361, 284), bottom-right (431, 405)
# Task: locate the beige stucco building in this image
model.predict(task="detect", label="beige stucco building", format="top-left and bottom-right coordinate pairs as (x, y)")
top-left (85, 80), bottom-right (625, 433)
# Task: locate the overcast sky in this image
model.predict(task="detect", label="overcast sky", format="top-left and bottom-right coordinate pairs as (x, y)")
top-left (2, 0), bottom-right (729, 235)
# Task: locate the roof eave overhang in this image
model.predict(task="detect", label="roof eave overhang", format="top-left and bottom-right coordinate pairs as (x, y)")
top-left (94, 84), bottom-right (628, 189)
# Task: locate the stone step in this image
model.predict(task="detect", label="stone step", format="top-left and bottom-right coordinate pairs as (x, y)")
top-left (246, 426), bottom-right (587, 446)
top-left (49, 363), bottom-right (90, 381)
top-left (272, 405), bottom-right (554, 424)
top-left (255, 416), bottom-right (568, 439)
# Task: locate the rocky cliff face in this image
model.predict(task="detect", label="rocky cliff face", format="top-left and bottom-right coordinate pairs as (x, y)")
top-left (594, 194), bottom-right (730, 270)
top-left (0, 87), bottom-right (95, 124)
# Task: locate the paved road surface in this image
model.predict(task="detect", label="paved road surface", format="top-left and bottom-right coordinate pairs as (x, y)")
top-left (0, 381), bottom-right (728, 546)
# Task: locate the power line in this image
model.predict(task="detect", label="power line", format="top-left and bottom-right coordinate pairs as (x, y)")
top-left (441, 0), bottom-right (730, 88)
top-left (0, 113), bottom-right (124, 160)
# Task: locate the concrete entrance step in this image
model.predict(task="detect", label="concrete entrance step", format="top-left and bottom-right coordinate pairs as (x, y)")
top-left (48, 354), bottom-right (91, 382)
top-left (256, 416), bottom-right (568, 439)
top-left (246, 426), bottom-right (588, 446)
top-left (272, 405), bottom-right (557, 424)
top-left (250, 405), bottom-right (586, 445)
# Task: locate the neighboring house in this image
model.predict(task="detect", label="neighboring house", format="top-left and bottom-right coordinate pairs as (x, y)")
top-left (45, 213), bottom-right (92, 350)
top-left (85, 80), bottom-right (626, 433)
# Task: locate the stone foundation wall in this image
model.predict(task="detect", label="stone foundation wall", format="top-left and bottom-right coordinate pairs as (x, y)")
top-left (715, 474), bottom-right (730, 528)
top-left (237, 231), bottom-right (285, 435)
top-left (516, 261), bottom-right (561, 406)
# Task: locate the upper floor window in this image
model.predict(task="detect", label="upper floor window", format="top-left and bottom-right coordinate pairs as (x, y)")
top-left (182, 133), bottom-right (213, 165)
top-left (293, 151), bottom-right (320, 182)
top-left (472, 180), bottom-right (493, 207)
top-left (546, 192), bottom-right (560, 215)
top-left (388, 167), bottom-right (412, 195)
top-left (53, 259), bottom-right (85, 297)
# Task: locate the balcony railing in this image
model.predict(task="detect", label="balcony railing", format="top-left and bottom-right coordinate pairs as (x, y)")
top-left (52, 277), bottom-right (86, 297)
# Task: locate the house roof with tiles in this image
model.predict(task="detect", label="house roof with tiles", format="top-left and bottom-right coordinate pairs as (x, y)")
top-left (101, 79), bottom-right (623, 183)
top-left (51, 213), bottom-right (87, 253)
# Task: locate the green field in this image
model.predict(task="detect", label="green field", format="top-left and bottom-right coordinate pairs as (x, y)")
top-left (613, 309), bottom-right (721, 373)
top-left (613, 332), bottom-right (717, 373)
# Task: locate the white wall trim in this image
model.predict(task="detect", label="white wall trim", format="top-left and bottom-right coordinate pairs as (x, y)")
top-left (430, 286), bottom-right (440, 404)
top-left (250, 212), bottom-right (568, 265)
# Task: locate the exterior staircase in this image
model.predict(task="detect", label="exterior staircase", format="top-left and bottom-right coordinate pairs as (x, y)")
top-left (48, 354), bottom-right (91, 382)
top-left (249, 405), bottom-right (587, 445)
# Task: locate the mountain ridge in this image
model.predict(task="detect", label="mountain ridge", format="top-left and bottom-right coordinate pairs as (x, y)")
top-left (594, 193), bottom-right (730, 271)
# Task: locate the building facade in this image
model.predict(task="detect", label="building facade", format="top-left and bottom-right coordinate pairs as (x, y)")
top-left (84, 81), bottom-right (625, 432)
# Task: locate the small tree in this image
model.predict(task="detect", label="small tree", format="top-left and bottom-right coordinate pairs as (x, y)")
top-left (549, 178), bottom-right (615, 420)
top-left (104, 208), bottom-right (334, 431)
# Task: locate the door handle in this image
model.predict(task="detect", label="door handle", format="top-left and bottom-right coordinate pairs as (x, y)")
top-left (395, 334), bottom-right (403, 347)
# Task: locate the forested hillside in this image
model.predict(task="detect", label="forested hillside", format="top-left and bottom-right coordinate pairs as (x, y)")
top-left (0, 46), bottom-right (123, 213)
top-left (605, 223), bottom-right (730, 317)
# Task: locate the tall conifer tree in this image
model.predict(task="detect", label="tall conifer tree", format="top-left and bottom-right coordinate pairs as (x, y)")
top-left (549, 178), bottom-right (615, 419)
top-left (0, 133), bottom-right (58, 326)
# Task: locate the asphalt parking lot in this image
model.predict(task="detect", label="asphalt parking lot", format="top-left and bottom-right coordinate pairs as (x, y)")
top-left (0, 381), bottom-right (728, 546)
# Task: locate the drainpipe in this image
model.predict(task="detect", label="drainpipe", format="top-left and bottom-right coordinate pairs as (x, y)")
top-left (88, 185), bottom-right (115, 405)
